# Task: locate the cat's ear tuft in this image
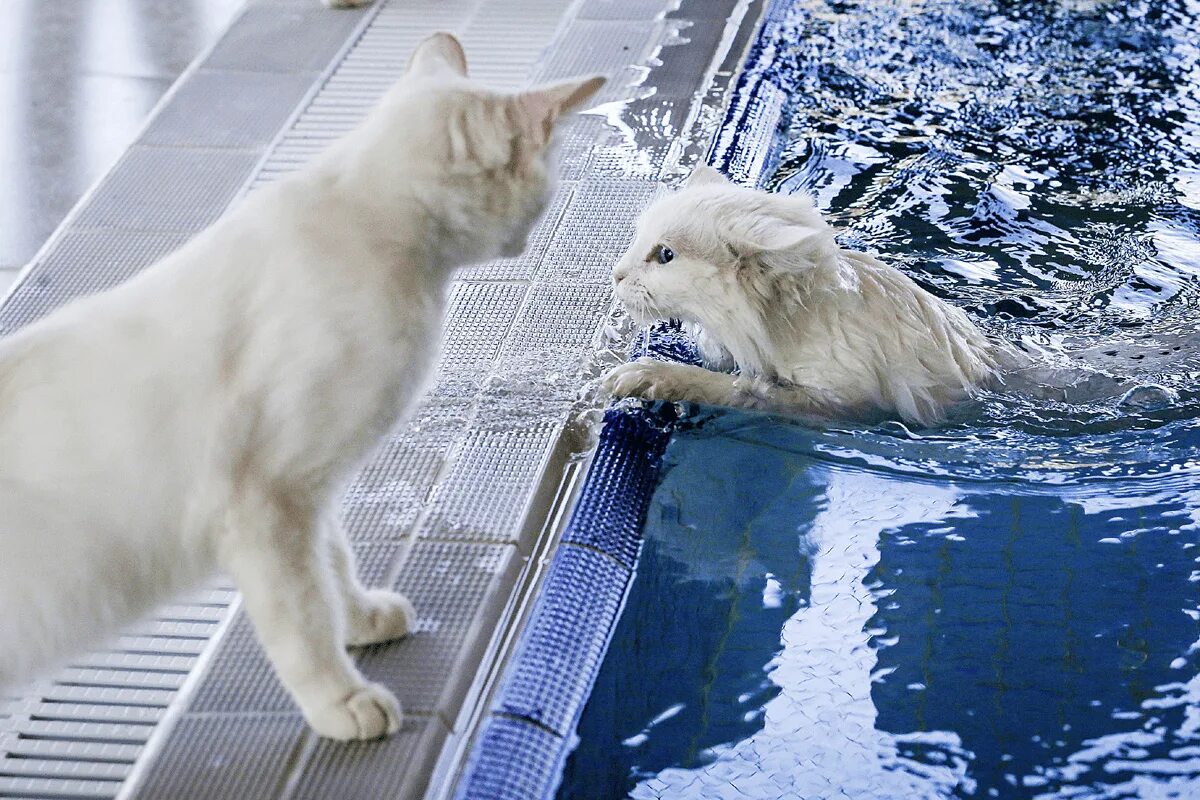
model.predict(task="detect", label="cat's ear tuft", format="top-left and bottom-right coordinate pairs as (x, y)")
top-left (407, 33), bottom-right (468, 78)
top-left (686, 165), bottom-right (731, 188)
top-left (515, 75), bottom-right (606, 144)
top-left (737, 217), bottom-right (838, 265)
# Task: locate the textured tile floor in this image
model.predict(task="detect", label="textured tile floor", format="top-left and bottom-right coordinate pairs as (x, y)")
top-left (0, 0), bottom-right (243, 293)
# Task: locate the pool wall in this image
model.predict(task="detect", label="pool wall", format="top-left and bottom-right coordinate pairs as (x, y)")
top-left (451, 1), bottom-right (800, 796)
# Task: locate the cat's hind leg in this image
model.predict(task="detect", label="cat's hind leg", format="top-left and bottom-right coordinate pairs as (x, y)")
top-left (221, 488), bottom-right (402, 740)
top-left (324, 514), bottom-right (417, 647)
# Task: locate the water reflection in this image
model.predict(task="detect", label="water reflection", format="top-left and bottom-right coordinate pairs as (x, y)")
top-left (561, 416), bottom-right (1200, 798)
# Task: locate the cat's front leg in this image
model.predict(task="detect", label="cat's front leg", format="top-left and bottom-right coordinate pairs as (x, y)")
top-left (603, 357), bottom-right (743, 407)
top-left (324, 514), bottom-right (417, 647)
top-left (222, 491), bottom-right (402, 740)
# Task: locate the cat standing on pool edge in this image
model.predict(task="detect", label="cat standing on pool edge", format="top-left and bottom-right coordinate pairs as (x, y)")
top-left (603, 165), bottom-right (1004, 426)
top-left (0, 34), bottom-right (602, 740)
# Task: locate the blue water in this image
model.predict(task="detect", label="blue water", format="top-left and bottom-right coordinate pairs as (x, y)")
top-left (558, 0), bottom-right (1200, 797)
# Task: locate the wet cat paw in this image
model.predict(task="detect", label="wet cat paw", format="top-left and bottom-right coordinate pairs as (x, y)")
top-left (603, 357), bottom-right (688, 402)
top-left (347, 589), bottom-right (416, 647)
top-left (305, 682), bottom-right (402, 740)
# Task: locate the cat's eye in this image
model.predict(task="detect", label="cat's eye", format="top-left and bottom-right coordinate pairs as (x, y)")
top-left (653, 245), bottom-right (675, 265)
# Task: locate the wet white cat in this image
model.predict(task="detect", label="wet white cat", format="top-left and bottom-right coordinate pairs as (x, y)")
top-left (0, 33), bottom-right (602, 740)
top-left (603, 166), bottom-right (1001, 426)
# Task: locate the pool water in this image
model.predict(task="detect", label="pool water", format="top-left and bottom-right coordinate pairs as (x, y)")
top-left (558, 0), bottom-right (1200, 797)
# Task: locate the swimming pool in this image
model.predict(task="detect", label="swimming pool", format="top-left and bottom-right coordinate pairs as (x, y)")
top-left (558, 0), bottom-right (1200, 797)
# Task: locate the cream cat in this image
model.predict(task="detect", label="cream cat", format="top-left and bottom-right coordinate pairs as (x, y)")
top-left (0, 33), bottom-right (602, 740)
top-left (603, 165), bottom-right (1001, 426)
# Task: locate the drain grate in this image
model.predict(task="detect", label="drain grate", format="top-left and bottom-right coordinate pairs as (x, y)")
top-left (0, 588), bottom-right (233, 800)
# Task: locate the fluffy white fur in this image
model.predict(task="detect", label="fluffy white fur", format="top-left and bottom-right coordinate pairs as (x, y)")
top-left (604, 165), bottom-right (1001, 426)
top-left (0, 33), bottom-right (602, 740)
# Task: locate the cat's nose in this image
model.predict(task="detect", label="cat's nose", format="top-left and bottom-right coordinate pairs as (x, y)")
top-left (612, 266), bottom-right (629, 286)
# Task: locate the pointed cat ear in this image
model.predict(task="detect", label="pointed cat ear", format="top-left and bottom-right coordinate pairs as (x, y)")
top-left (686, 165), bottom-right (731, 188)
top-left (407, 33), bottom-right (468, 78)
top-left (514, 75), bottom-right (606, 144)
top-left (732, 214), bottom-right (839, 270)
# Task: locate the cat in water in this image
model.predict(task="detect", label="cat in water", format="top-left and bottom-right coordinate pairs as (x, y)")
top-left (0, 33), bottom-right (603, 740)
top-left (603, 165), bottom-right (1005, 426)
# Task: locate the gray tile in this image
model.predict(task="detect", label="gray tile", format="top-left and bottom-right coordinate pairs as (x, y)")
top-left (341, 389), bottom-right (477, 542)
top-left (458, 188), bottom-right (575, 282)
top-left (188, 613), bottom-right (293, 714)
top-left (0, 72), bottom-right (171, 268)
top-left (575, 0), bottom-right (670, 19)
top-left (205, 5), bottom-right (367, 74)
top-left (436, 281), bottom-right (528, 378)
top-left (291, 715), bottom-right (446, 800)
top-left (139, 70), bottom-right (316, 149)
top-left (422, 423), bottom-right (561, 542)
top-left (0, 0), bottom-right (245, 270)
top-left (529, 20), bottom-right (663, 104)
top-left (127, 714), bottom-right (305, 800)
top-left (71, 146), bottom-right (260, 232)
top-left (0, 229), bottom-right (190, 335)
top-left (542, 178), bottom-right (658, 281)
top-left (358, 542), bottom-right (520, 718)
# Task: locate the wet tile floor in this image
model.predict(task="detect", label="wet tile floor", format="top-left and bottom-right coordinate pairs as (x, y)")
top-left (0, 0), bottom-right (243, 294)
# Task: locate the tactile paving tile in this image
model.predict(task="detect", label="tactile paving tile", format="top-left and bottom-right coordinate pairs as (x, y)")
top-left (138, 70), bottom-right (317, 150)
top-left (351, 540), bottom-right (408, 588)
top-left (575, 0), bottom-right (670, 18)
top-left (188, 614), bottom-right (293, 714)
top-left (341, 392), bottom-right (477, 542)
top-left (552, 178), bottom-right (656, 258)
top-left (492, 544), bottom-right (631, 735)
top-left (422, 422), bottom-right (560, 542)
top-left (539, 178), bottom-right (658, 283)
top-left (358, 541), bottom-right (518, 716)
top-left (126, 714), bottom-right (306, 800)
top-left (458, 188), bottom-right (574, 282)
top-left (494, 282), bottom-right (613, 367)
top-left (528, 19), bottom-right (660, 81)
top-left (205, 5), bottom-right (369, 74)
top-left (528, 20), bottom-right (663, 104)
top-left (556, 119), bottom-right (616, 184)
top-left (437, 282), bottom-right (528, 378)
top-left (454, 715), bottom-right (564, 800)
top-left (70, 146), bottom-right (261, 232)
top-left (289, 715), bottom-right (444, 800)
top-left (0, 230), bottom-right (190, 335)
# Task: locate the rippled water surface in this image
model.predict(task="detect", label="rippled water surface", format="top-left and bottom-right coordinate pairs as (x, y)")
top-left (559, 0), bottom-right (1200, 797)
